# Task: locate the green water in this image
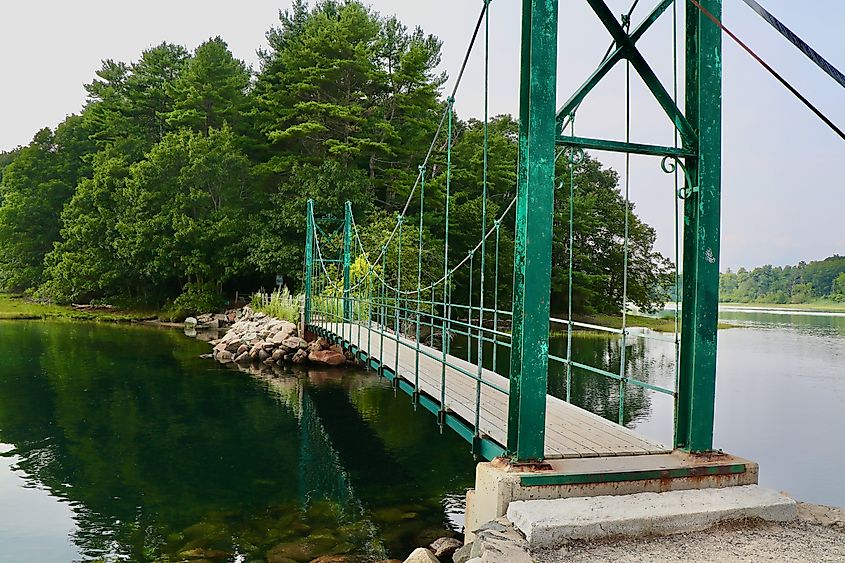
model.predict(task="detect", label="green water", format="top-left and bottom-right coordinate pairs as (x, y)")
top-left (2, 311), bottom-right (844, 561)
top-left (0, 321), bottom-right (475, 562)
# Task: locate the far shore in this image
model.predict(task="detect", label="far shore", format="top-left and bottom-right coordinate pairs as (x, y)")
top-left (719, 301), bottom-right (845, 314)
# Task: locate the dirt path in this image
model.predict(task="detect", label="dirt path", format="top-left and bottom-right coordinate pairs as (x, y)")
top-left (533, 503), bottom-right (845, 562)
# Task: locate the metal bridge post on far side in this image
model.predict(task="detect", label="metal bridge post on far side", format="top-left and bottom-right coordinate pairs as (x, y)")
top-left (676, 0), bottom-right (723, 453)
top-left (342, 200), bottom-right (353, 324)
top-left (304, 198), bottom-right (314, 325)
top-left (507, 0), bottom-right (559, 463)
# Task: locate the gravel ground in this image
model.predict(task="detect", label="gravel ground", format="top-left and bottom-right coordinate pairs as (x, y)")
top-left (533, 503), bottom-right (845, 562)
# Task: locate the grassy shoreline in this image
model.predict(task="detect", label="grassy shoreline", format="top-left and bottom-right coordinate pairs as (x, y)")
top-left (3, 294), bottom-right (740, 333)
top-left (0, 293), bottom-right (160, 322)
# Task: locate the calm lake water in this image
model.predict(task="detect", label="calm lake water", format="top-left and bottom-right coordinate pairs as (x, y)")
top-left (1, 310), bottom-right (843, 561)
top-left (0, 321), bottom-right (475, 562)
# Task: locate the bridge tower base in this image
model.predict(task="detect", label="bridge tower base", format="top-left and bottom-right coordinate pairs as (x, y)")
top-left (465, 451), bottom-right (762, 542)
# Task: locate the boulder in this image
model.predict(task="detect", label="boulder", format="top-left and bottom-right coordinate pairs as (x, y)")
top-left (184, 317), bottom-right (198, 327)
top-left (452, 543), bottom-right (473, 563)
top-left (235, 352), bottom-right (251, 364)
top-left (329, 344), bottom-right (344, 355)
top-left (263, 358), bottom-right (276, 366)
top-left (217, 351), bottom-right (233, 364)
top-left (292, 349), bottom-right (308, 364)
top-left (283, 337), bottom-right (306, 350)
top-left (403, 548), bottom-right (439, 563)
top-left (258, 349), bottom-right (271, 362)
top-left (236, 344), bottom-right (249, 355)
top-left (271, 322), bottom-right (297, 343)
top-left (254, 312), bottom-right (267, 320)
top-left (309, 349), bottom-right (346, 366)
top-left (213, 342), bottom-right (228, 353)
top-left (262, 341), bottom-right (277, 352)
top-left (272, 349), bottom-right (286, 362)
top-left (430, 537), bottom-right (463, 562)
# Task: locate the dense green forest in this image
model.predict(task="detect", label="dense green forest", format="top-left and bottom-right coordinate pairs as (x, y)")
top-left (0, 0), bottom-right (671, 317)
top-left (720, 255), bottom-right (845, 304)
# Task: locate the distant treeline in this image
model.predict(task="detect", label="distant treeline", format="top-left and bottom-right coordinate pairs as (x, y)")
top-left (720, 255), bottom-right (845, 304)
top-left (0, 1), bottom-right (671, 316)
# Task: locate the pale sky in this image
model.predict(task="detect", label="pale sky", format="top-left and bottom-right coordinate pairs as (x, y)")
top-left (1, 1), bottom-right (843, 270)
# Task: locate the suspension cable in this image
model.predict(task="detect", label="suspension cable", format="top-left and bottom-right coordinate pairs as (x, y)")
top-left (351, 1), bottom-right (492, 275)
top-left (689, 0), bottom-right (845, 141)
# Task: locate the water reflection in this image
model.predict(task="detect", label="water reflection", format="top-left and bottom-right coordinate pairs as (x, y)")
top-left (0, 321), bottom-right (474, 562)
top-left (451, 330), bottom-right (676, 434)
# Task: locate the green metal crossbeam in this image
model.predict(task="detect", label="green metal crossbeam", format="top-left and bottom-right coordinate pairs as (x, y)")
top-left (587, 0), bottom-right (698, 148)
top-left (556, 0), bottom-right (675, 127)
top-left (557, 0), bottom-right (697, 150)
top-left (556, 135), bottom-right (695, 158)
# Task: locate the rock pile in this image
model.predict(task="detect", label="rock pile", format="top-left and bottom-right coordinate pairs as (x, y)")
top-left (184, 310), bottom-right (239, 330)
top-left (205, 306), bottom-right (353, 368)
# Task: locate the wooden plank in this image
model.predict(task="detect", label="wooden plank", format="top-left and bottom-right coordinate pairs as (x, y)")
top-left (314, 320), bottom-right (670, 459)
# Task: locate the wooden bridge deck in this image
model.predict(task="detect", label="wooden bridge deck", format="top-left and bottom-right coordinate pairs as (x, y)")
top-left (312, 320), bottom-right (669, 459)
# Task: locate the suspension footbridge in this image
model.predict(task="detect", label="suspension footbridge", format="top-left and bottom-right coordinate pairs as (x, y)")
top-left (300, 0), bottom-right (840, 491)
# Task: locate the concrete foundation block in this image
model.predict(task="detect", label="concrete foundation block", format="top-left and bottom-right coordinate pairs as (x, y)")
top-left (507, 484), bottom-right (798, 548)
top-left (464, 452), bottom-right (758, 538)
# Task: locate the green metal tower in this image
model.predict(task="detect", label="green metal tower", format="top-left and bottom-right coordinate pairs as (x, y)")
top-left (509, 0), bottom-right (723, 461)
top-left (507, 0), bottom-right (560, 462)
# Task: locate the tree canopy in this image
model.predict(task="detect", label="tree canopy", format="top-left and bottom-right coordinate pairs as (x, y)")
top-left (720, 255), bottom-right (845, 304)
top-left (0, 0), bottom-right (673, 317)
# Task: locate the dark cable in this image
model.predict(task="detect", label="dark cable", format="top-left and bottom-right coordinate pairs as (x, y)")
top-left (689, 0), bottom-right (845, 142)
top-left (739, 0), bottom-right (845, 90)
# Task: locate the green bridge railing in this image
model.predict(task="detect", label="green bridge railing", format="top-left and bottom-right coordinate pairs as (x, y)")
top-left (304, 0), bottom-right (723, 463)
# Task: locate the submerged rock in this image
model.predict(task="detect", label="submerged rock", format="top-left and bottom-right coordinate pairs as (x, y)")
top-left (178, 547), bottom-right (230, 560)
top-left (265, 536), bottom-right (338, 562)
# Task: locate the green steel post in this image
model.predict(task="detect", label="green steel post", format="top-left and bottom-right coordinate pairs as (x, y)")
top-left (507, 0), bottom-right (559, 462)
top-left (305, 199), bottom-right (314, 325)
top-left (676, 0), bottom-right (722, 452)
top-left (343, 201), bottom-right (352, 325)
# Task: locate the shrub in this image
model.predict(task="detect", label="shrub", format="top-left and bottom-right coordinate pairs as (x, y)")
top-left (165, 282), bottom-right (225, 321)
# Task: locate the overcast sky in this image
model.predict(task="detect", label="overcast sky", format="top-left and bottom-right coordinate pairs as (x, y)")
top-left (1, 1), bottom-right (843, 270)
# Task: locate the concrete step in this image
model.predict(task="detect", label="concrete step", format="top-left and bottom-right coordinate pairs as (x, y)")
top-left (507, 484), bottom-right (798, 548)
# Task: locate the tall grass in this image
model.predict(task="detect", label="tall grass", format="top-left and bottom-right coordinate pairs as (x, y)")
top-left (251, 287), bottom-right (303, 323)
